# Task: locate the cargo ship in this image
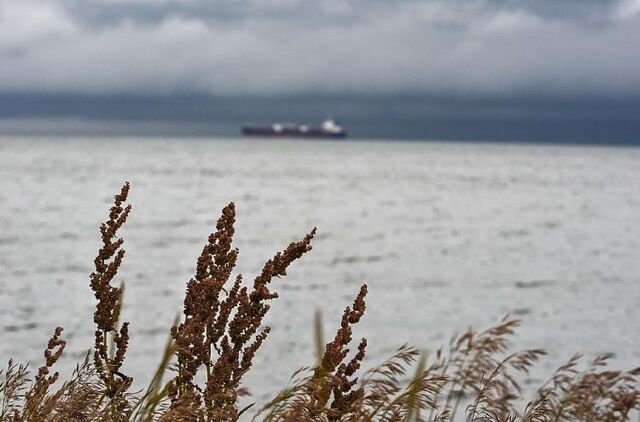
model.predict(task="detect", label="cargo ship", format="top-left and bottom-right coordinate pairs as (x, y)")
top-left (242, 118), bottom-right (347, 138)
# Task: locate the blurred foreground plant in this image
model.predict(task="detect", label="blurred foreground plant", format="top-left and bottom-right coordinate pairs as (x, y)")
top-left (0, 183), bottom-right (638, 421)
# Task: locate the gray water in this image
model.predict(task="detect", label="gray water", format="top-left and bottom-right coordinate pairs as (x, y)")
top-left (0, 136), bottom-right (639, 406)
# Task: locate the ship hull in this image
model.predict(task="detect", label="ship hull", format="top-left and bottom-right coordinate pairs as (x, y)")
top-left (242, 127), bottom-right (347, 139)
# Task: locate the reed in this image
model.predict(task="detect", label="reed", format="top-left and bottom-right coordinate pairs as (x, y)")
top-left (0, 183), bottom-right (638, 421)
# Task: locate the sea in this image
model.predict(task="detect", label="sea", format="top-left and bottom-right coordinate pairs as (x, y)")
top-left (0, 135), bottom-right (639, 408)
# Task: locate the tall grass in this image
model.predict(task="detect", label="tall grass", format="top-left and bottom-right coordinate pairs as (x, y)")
top-left (0, 183), bottom-right (638, 421)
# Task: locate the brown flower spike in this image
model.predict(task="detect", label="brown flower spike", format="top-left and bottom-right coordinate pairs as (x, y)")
top-left (89, 182), bottom-right (132, 401)
top-left (167, 201), bottom-right (316, 420)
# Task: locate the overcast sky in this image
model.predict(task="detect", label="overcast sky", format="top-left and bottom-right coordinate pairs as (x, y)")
top-left (1, 0), bottom-right (640, 98)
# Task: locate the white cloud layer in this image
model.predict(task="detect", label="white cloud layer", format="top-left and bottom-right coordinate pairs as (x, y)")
top-left (1, 0), bottom-right (639, 97)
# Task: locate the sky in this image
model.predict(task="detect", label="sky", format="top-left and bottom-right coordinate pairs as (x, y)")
top-left (1, 0), bottom-right (640, 142)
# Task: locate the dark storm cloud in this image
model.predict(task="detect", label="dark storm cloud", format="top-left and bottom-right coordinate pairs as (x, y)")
top-left (60, 0), bottom-right (620, 26)
top-left (1, 0), bottom-right (639, 97)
